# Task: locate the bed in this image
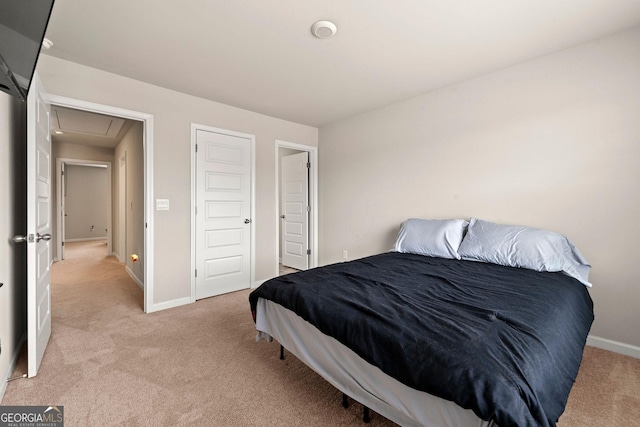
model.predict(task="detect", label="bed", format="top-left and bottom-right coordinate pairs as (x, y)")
top-left (249, 218), bottom-right (594, 427)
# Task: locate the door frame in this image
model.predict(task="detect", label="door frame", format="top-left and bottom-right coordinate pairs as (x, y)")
top-left (275, 140), bottom-right (318, 275)
top-left (46, 94), bottom-right (155, 313)
top-left (190, 123), bottom-right (256, 302)
top-left (55, 158), bottom-right (112, 260)
top-left (118, 153), bottom-right (127, 263)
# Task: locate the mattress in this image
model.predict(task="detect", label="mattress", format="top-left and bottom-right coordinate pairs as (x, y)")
top-left (256, 297), bottom-right (492, 427)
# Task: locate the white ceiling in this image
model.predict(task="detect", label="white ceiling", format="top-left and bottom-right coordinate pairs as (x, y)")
top-left (51, 106), bottom-right (135, 149)
top-left (43, 0), bottom-right (640, 127)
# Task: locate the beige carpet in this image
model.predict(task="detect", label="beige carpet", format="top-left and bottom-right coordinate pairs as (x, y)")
top-left (3, 241), bottom-right (639, 426)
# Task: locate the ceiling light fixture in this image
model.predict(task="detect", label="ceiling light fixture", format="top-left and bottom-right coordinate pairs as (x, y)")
top-left (311, 20), bottom-right (337, 39)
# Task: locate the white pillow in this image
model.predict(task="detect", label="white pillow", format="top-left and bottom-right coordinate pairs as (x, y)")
top-left (457, 218), bottom-right (592, 287)
top-left (393, 218), bottom-right (469, 260)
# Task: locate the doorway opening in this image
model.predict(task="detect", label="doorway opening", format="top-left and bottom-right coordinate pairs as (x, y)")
top-left (275, 140), bottom-right (318, 277)
top-left (46, 95), bottom-right (155, 312)
top-left (55, 159), bottom-right (112, 261)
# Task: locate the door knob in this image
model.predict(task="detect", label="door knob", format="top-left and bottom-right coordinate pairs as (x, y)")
top-left (12, 234), bottom-right (28, 243)
top-left (280, 215), bottom-right (285, 219)
top-left (244, 219), bottom-right (252, 224)
top-left (36, 233), bottom-right (52, 242)
top-left (13, 233), bottom-right (51, 243)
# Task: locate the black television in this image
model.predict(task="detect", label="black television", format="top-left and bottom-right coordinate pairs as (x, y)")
top-left (0, 0), bottom-right (55, 101)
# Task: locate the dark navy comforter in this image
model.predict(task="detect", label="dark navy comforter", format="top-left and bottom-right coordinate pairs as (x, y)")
top-left (249, 252), bottom-right (594, 427)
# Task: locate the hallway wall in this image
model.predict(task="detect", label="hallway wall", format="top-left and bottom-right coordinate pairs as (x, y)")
top-left (64, 165), bottom-right (109, 240)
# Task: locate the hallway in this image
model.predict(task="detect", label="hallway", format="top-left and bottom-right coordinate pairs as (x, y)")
top-left (53, 240), bottom-right (143, 314)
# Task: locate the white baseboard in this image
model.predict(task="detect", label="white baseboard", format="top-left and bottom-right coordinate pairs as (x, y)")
top-left (0, 332), bottom-right (26, 403)
top-left (124, 265), bottom-right (193, 314)
top-left (147, 296), bottom-right (193, 313)
top-left (65, 237), bottom-right (108, 242)
top-left (587, 335), bottom-right (640, 359)
top-left (143, 279), bottom-right (272, 314)
top-left (125, 265), bottom-right (144, 291)
top-left (111, 252), bottom-right (123, 263)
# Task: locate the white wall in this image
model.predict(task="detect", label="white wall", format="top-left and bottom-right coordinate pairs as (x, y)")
top-left (114, 121), bottom-right (144, 282)
top-left (64, 165), bottom-right (109, 240)
top-left (37, 55), bottom-right (318, 307)
top-left (0, 92), bottom-right (27, 400)
top-left (318, 27), bottom-right (640, 347)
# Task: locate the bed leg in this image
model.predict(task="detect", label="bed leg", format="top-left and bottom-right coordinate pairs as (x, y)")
top-left (279, 345), bottom-right (284, 360)
top-left (363, 406), bottom-right (370, 423)
top-left (342, 393), bottom-right (349, 408)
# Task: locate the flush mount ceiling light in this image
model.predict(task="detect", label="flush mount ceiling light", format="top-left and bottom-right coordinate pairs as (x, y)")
top-left (41, 38), bottom-right (53, 49)
top-left (311, 20), bottom-right (337, 39)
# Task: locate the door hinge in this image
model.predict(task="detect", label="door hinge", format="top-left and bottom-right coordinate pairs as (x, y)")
top-left (145, 222), bottom-right (148, 229)
top-left (307, 249), bottom-right (311, 255)
top-left (195, 269), bottom-right (198, 278)
top-left (62, 241), bottom-right (65, 247)
top-left (61, 170), bottom-right (64, 176)
top-left (306, 162), bottom-right (310, 169)
top-left (195, 144), bottom-right (198, 152)
top-left (306, 205), bottom-right (310, 212)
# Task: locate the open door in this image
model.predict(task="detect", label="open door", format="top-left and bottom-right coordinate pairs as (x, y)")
top-left (280, 152), bottom-right (309, 271)
top-left (23, 73), bottom-right (52, 377)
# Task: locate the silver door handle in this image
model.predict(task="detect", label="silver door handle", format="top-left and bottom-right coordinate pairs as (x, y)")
top-left (244, 219), bottom-right (251, 224)
top-left (12, 234), bottom-right (28, 243)
top-left (36, 233), bottom-right (52, 242)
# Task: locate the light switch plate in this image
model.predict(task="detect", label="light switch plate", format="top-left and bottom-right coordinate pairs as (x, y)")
top-left (156, 199), bottom-right (170, 211)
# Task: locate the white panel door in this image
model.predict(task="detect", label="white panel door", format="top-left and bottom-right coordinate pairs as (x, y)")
top-left (196, 129), bottom-right (252, 299)
top-left (281, 152), bottom-right (309, 271)
top-left (27, 74), bottom-right (52, 377)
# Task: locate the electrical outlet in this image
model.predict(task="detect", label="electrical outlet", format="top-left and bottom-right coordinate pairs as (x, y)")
top-left (342, 250), bottom-right (348, 261)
